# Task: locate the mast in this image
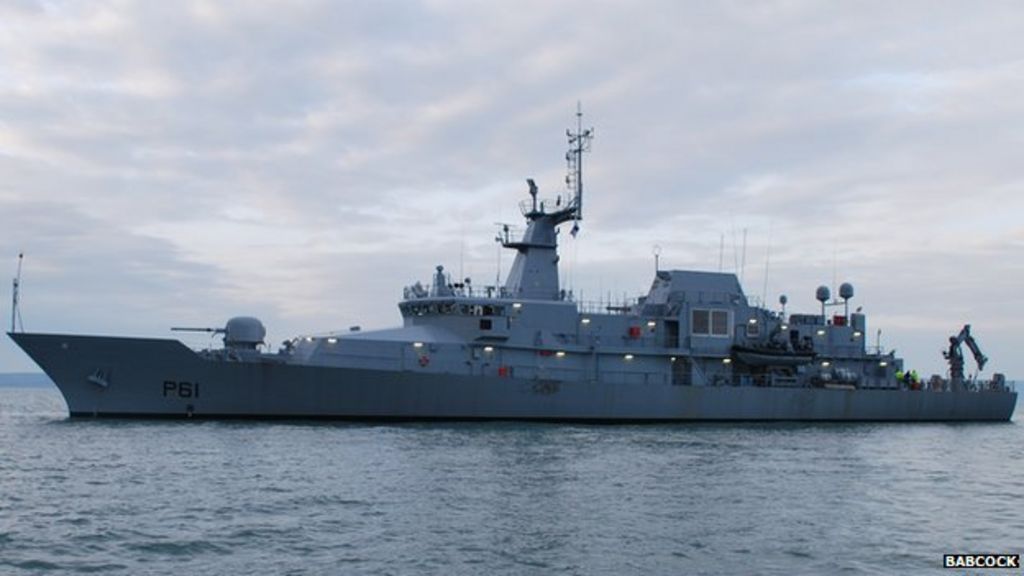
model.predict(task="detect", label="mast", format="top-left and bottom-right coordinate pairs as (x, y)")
top-left (11, 253), bottom-right (23, 333)
top-left (502, 107), bottom-right (594, 300)
top-left (565, 101), bottom-right (593, 232)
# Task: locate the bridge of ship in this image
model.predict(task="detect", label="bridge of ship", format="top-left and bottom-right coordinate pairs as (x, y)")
top-left (397, 270), bottom-right (874, 360)
top-left (283, 268), bottom-right (895, 389)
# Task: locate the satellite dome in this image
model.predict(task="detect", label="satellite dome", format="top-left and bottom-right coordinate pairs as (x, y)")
top-left (815, 285), bottom-right (831, 303)
top-left (839, 282), bottom-right (854, 300)
top-left (779, 294), bottom-right (788, 306)
top-left (224, 316), bottom-right (266, 349)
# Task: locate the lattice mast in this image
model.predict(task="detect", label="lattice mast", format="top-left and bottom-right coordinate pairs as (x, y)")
top-left (10, 253), bottom-right (23, 333)
top-left (565, 102), bottom-right (593, 234)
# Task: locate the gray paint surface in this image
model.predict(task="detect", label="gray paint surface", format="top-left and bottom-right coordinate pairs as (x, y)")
top-left (8, 117), bottom-right (1016, 421)
top-left (9, 332), bottom-right (1015, 421)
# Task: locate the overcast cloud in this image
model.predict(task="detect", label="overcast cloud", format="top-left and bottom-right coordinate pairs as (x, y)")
top-left (1, 0), bottom-right (1022, 377)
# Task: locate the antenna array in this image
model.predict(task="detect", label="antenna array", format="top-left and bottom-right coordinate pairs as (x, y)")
top-left (10, 253), bottom-right (24, 333)
top-left (565, 102), bottom-right (593, 229)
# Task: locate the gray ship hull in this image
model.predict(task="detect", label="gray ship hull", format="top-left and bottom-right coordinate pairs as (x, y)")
top-left (11, 333), bottom-right (1017, 422)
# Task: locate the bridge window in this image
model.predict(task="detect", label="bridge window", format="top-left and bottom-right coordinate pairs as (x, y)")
top-left (692, 310), bottom-right (710, 334)
top-left (692, 309), bottom-right (730, 337)
top-left (403, 302), bottom-right (506, 317)
top-left (712, 311), bottom-right (728, 335)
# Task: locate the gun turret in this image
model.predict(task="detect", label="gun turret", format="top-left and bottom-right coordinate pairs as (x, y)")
top-left (172, 316), bottom-right (266, 350)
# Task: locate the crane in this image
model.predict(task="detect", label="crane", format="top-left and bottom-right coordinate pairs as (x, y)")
top-left (943, 324), bottom-right (988, 386)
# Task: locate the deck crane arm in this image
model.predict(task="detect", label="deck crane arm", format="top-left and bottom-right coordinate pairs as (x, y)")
top-left (962, 328), bottom-right (988, 372)
top-left (944, 325), bottom-right (988, 379)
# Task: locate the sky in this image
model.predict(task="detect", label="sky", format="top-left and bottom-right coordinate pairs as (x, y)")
top-left (1, 0), bottom-right (1022, 378)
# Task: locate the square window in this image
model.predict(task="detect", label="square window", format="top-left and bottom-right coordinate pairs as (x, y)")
top-left (479, 319), bottom-right (492, 330)
top-left (711, 310), bottom-right (729, 336)
top-left (692, 310), bottom-right (710, 335)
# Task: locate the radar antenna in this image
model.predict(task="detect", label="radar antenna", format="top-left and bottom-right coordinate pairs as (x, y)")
top-left (10, 252), bottom-right (24, 333)
top-left (565, 101), bottom-right (593, 236)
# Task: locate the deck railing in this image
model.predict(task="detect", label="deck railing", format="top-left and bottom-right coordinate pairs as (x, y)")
top-left (401, 283), bottom-right (646, 316)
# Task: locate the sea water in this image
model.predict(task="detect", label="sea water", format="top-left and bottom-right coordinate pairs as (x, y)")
top-left (0, 386), bottom-right (1020, 575)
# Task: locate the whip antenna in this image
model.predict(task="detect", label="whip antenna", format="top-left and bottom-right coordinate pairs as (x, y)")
top-left (565, 101), bottom-right (593, 236)
top-left (10, 253), bottom-right (24, 333)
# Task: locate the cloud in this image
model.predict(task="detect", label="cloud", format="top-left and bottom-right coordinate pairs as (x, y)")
top-left (2, 1), bottom-right (1023, 378)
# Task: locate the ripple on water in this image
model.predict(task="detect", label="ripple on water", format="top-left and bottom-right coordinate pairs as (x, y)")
top-left (1, 388), bottom-right (1021, 575)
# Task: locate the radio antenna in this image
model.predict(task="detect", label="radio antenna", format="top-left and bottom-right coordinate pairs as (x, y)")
top-left (565, 101), bottom-right (593, 236)
top-left (10, 253), bottom-right (24, 333)
top-left (761, 221), bottom-right (773, 306)
top-left (718, 233), bottom-right (724, 272)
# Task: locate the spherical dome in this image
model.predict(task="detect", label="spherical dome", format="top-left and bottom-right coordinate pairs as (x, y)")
top-left (224, 316), bottom-right (266, 349)
top-left (815, 285), bottom-right (831, 303)
top-left (839, 282), bottom-right (854, 300)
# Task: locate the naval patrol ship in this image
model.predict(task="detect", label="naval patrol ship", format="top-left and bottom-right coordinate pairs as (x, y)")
top-left (7, 112), bottom-right (1017, 421)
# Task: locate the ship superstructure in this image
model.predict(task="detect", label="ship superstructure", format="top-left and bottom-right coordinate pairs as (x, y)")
top-left (8, 111), bottom-right (1017, 421)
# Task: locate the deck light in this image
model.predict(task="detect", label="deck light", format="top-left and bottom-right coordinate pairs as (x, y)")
top-left (327, 337), bottom-right (338, 344)
top-left (624, 354), bottom-right (634, 361)
top-left (821, 361), bottom-right (831, 367)
top-left (816, 329), bottom-right (826, 336)
top-left (512, 302), bottom-right (523, 309)
top-left (483, 346), bottom-right (494, 353)
top-left (722, 358), bottom-right (732, 364)
top-left (581, 318), bottom-right (591, 324)
top-left (413, 342), bottom-right (424, 348)
top-left (646, 321), bottom-right (657, 328)
top-left (556, 351), bottom-right (566, 358)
